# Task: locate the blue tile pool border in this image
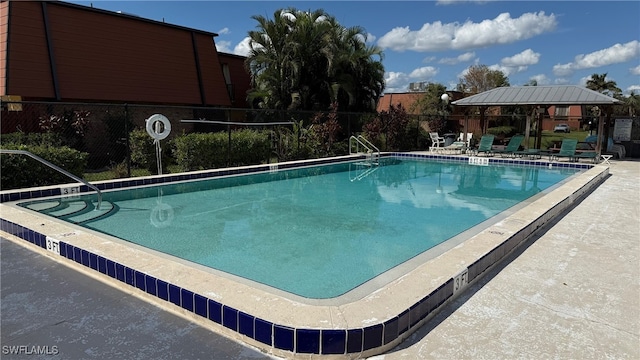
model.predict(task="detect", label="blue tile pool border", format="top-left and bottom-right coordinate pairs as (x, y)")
top-left (0, 153), bottom-right (604, 357)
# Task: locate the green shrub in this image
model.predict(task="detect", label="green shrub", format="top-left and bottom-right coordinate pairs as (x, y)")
top-left (1, 144), bottom-right (88, 190)
top-left (129, 128), bottom-right (172, 174)
top-left (1, 132), bottom-right (64, 147)
top-left (172, 129), bottom-right (270, 171)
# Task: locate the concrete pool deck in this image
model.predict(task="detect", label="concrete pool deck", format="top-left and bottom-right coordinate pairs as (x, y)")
top-left (1, 158), bottom-right (638, 359)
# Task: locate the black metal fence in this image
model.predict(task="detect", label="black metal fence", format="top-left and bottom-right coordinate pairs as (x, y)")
top-left (1, 101), bottom-right (397, 184)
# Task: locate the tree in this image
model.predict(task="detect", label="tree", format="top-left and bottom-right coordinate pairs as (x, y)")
top-left (623, 91), bottom-right (640, 117)
top-left (245, 8), bottom-right (385, 112)
top-left (585, 73), bottom-right (621, 97)
top-left (456, 65), bottom-right (510, 94)
top-left (456, 65), bottom-right (510, 133)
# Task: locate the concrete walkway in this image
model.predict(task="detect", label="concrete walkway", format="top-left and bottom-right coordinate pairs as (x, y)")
top-left (2, 160), bottom-right (639, 359)
top-left (375, 159), bottom-right (640, 359)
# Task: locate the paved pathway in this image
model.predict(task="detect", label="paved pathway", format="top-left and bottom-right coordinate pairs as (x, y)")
top-left (375, 159), bottom-right (640, 359)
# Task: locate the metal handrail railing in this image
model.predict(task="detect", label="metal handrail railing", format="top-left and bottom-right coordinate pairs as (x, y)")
top-left (349, 135), bottom-right (381, 165)
top-left (1, 149), bottom-right (102, 210)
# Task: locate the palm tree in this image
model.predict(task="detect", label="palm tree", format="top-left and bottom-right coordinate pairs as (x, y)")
top-left (585, 73), bottom-right (621, 97)
top-left (245, 8), bottom-right (384, 112)
top-left (623, 91), bottom-right (640, 117)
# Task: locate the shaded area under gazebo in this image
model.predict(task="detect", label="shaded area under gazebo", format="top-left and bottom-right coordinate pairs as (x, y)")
top-left (451, 85), bottom-right (621, 156)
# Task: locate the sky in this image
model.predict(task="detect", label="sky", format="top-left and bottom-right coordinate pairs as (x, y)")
top-left (70, 1), bottom-right (640, 95)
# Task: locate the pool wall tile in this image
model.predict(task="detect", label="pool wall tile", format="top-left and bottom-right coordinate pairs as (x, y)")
top-left (194, 294), bottom-right (207, 318)
top-left (181, 289), bottom-right (194, 312)
top-left (296, 329), bottom-right (320, 354)
top-left (254, 318), bottom-right (273, 346)
top-left (97, 256), bottom-right (106, 274)
top-left (156, 280), bottom-right (169, 301)
top-left (89, 253), bottom-right (98, 270)
top-left (207, 299), bottom-right (222, 324)
top-left (363, 324), bottom-right (383, 351)
top-left (222, 306), bottom-right (238, 331)
top-left (383, 317), bottom-right (399, 345)
top-left (80, 250), bottom-right (90, 267)
top-left (145, 275), bottom-right (157, 296)
top-left (115, 263), bottom-right (125, 282)
top-left (273, 325), bottom-right (295, 352)
top-left (409, 301), bottom-right (422, 327)
top-left (73, 247), bottom-right (82, 264)
top-left (134, 271), bottom-right (146, 291)
top-left (124, 267), bottom-right (134, 286)
top-left (58, 241), bottom-right (67, 257)
top-left (321, 329), bottom-right (346, 355)
top-left (168, 284), bottom-right (181, 306)
top-left (398, 309), bottom-right (410, 336)
top-left (238, 311), bottom-right (254, 338)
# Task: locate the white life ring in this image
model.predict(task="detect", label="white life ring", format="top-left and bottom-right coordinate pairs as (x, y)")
top-left (146, 114), bottom-right (171, 141)
top-left (150, 202), bottom-right (174, 228)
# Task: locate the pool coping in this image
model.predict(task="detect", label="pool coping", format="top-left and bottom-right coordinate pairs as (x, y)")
top-left (0, 153), bottom-right (609, 359)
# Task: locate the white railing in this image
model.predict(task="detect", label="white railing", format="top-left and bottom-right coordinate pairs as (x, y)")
top-left (349, 135), bottom-right (380, 166)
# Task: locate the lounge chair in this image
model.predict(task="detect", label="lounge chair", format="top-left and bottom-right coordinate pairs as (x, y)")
top-left (550, 138), bottom-right (577, 161)
top-left (457, 132), bottom-right (473, 147)
top-left (438, 141), bottom-right (467, 154)
top-left (493, 135), bottom-right (524, 158)
top-left (429, 132), bottom-right (445, 152)
top-left (572, 151), bottom-right (599, 163)
top-left (474, 134), bottom-right (495, 156)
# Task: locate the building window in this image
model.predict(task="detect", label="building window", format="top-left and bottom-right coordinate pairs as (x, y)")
top-left (555, 106), bottom-right (569, 118)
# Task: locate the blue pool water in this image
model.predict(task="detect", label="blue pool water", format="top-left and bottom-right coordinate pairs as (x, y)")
top-left (20, 159), bottom-right (582, 299)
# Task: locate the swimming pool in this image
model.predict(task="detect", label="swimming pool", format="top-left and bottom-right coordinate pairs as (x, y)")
top-left (17, 158), bottom-right (580, 299)
top-left (0, 153), bottom-right (609, 358)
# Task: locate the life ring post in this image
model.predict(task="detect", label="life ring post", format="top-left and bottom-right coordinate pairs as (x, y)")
top-left (146, 114), bottom-right (172, 141)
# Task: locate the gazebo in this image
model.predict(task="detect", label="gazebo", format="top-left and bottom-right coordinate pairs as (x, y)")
top-left (451, 85), bottom-right (621, 155)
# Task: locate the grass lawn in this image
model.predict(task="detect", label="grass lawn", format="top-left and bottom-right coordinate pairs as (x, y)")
top-left (526, 130), bottom-right (591, 149)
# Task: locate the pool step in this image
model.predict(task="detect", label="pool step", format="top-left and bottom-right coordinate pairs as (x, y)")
top-left (65, 201), bottom-right (117, 224)
top-left (24, 199), bottom-right (118, 224)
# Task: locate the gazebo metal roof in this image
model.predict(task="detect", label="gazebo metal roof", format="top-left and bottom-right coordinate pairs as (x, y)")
top-left (451, 85), bottom-right (621, 106)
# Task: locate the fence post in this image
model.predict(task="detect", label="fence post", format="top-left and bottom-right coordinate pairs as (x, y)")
top-left (124, 103), bottom-right (131, 177)
top-left (226, 109), bottom-right (231, 167)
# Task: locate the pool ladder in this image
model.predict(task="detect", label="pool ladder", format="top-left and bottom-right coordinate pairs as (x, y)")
top-left (349, 135), bottom-right (380, 166)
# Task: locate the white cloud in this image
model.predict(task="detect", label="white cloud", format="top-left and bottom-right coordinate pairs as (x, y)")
top-left (439, 51), bottom-right (476, 65)
top-left (234, 37), bottom-right (253, 56)
top-left (627, 85), bottom-right (640, 93)
top-left (422, 56), bottom-right (437, 63)
top-left (488, 48), bottom-right (540, 76)
top-left (378, 12), bottom-right (557, 52)
top-left (409, 66), bottom-right (439, 79)
top-left (384, 71), bottom-right (410, 90)
top-left (529, 74), bottom-right (550, 85)
top-left (554, 78), bottom-right (570, 85)
top-left (630, 64), bottom-right (640, 76)
top-left (553, 40), bottom-right (640, 76)
top-left (217, 27), bottom-right (230, 35)
top-left (500, 49), bottom-right (540, 67)
top-left (366, 33), bottom-right (376, 43)
top-left (215, 40), bottom-right (232, 53)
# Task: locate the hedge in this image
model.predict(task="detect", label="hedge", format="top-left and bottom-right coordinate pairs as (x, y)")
top-left (1, 144), bottom-right (88, 190)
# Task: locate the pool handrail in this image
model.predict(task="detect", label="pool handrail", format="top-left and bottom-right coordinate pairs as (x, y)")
top-left (350, 135), bottom-right (380, 165)
top-left (0, 149), bottom-right (103, 210)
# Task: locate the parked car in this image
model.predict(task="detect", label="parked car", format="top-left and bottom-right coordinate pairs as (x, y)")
top-left (553, 124), bottom-right (570, 133)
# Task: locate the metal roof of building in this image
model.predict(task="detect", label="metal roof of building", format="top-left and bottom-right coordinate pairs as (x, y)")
top-left (451, 85), bottom-right (621, 106)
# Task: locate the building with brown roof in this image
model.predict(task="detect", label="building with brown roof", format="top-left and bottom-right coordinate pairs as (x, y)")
top-left (0, 0), bottom-right (249, 107)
